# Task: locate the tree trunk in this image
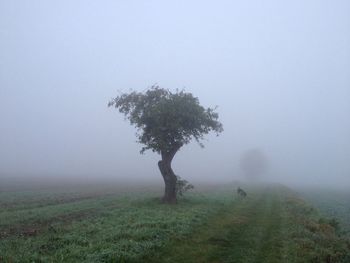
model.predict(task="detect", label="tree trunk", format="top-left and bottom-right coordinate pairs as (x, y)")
top-left (158, 159), bottom-right (177, 204)
top-left (158, 146), bottom-right (180, 204)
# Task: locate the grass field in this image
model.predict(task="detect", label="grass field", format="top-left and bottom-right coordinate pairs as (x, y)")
top-left (300, 188), bottom-right (350, 237)
top-left (0, 183), bottom-right (349, 262)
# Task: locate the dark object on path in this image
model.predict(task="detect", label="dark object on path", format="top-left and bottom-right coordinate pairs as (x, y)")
top-left (237, 187), bottom-right (247, 198)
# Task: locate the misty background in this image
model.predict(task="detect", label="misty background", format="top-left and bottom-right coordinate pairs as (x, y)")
top-left (1, 0), bottom-right (349, 188)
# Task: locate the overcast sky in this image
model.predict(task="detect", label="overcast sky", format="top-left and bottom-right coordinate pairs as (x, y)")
top-left (1, 0), bottom-right (349, 187)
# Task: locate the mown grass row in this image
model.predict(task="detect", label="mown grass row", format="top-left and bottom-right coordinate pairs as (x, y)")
top-left (0, 184), bottom-right (153, 212)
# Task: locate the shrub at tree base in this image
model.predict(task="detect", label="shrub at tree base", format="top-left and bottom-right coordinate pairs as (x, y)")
top-left (175, 176), bottom-right (194, 197)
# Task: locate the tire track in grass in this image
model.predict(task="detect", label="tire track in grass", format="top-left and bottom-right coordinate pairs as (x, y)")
top-left (251, 191), bottom-right (284, 263)
top-left (150, 187), bottom-right (287, 263)
top-left (208, 188), bottom-right (285, 263)
top-left (0, 199), bottom-right (123, 238)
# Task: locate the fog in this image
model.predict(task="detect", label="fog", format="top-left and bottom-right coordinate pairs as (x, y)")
top-left (1, 0), bottom-right (349, 188)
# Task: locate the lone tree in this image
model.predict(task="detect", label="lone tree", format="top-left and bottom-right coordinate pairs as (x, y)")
top-left (240, 148), bottom-right (268, 180)
top-left (108, 86), bottom-right (223, 203)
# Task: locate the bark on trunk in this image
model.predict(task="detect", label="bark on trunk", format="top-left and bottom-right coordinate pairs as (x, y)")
top-left (158, 146), bottom-right (180, 204)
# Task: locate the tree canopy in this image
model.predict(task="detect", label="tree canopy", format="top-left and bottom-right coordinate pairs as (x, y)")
top-left (240, 148), bottom-right (268, 179)
top-left (108, 86), bottom-right (223, 155)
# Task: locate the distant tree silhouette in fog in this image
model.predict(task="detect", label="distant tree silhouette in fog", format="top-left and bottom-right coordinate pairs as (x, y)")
top-left (108, 85), bottom-right (223, 204)
top-left (240, 149), bottom-right (268, 180)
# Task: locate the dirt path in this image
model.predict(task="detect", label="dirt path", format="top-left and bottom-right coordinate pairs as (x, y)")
top-left (152, 188), bottom-right (288, 263)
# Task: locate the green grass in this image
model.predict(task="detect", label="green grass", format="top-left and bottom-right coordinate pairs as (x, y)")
top-left (146, 185), bottom-right (350, 263)
top-left (147, 187), bottom-right (286, 263)
top-left (0, 186), bottom-right (230, 262)
top-left (300, 188), bottom-right (350, 237)
top-left (1, 184), bottom-right (349, 262)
